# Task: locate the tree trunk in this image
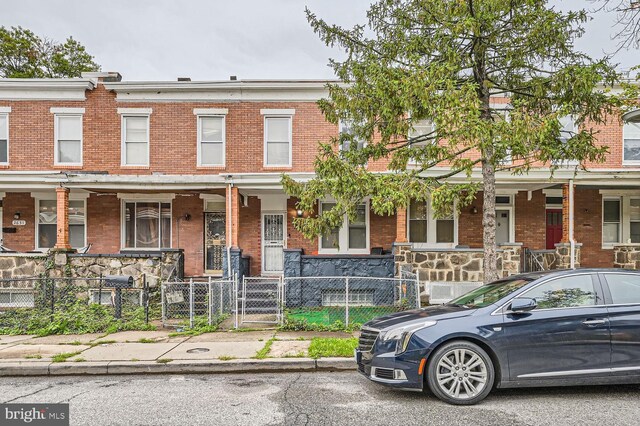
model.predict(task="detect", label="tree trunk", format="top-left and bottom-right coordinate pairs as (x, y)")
top-left (481, 154), bottom-right (500, 284)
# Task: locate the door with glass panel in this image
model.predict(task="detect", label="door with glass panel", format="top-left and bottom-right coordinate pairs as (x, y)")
top-left (204, 212), bottom-right (226, 275)
top-left (262, 213), bottom-right (285, 275)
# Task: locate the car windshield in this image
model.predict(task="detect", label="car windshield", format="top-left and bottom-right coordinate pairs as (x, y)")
top-left (447, 278), bottom-right (532, 308)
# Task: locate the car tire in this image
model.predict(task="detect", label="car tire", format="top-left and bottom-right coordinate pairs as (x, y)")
top-left (426, 340), bottom-right (495, 405)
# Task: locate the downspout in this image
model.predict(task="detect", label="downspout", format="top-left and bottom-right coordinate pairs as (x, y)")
top-left (569, 179), bottom-right (575, 269)
top-left (227, 178), bottom-right (233, 278)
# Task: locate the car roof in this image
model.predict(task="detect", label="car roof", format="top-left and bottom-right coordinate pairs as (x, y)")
top-left (507, 268), bottom-right (640, 282)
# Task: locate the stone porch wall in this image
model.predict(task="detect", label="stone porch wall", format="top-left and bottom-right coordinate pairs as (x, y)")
top-left (0, 250), bottom-right (184, 287)
top-left (394, 243), bottom-right (522, 283)
top-left (613, 244), bottom-right (640, 269)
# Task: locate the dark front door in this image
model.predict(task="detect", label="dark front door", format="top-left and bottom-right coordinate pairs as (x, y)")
top-left (503, 274), bottom-right (611, 380)
top-left (600, 273), bottom-right (640, 376)
top-left (546, 209), bottom-right (563, 249)
top-left (204, 212), bottom-right (226, 275)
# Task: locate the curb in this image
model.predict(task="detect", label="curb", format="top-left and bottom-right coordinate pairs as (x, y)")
top-left (0, 358), bottom-right (356, 377)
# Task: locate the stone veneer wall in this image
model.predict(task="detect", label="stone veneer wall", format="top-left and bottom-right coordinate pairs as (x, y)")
top-left (394, 244), bottom-right (522, 283)
top-left (613, 244), bottom-right (640, 269)
top-left (0, 250), bottom-right (184, 287)
top-left (283, 249), bottom-right (395, 307)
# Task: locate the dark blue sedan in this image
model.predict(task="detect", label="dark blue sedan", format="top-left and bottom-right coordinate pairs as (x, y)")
top-left (355, 269), bottom-right (640, 405)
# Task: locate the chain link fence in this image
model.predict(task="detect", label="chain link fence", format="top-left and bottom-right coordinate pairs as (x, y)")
top-left (239, 276), bottom-right (283, 325)
top-left (0, 275), bottom-right (155, 335)
top-left (161, 276), bottom-right (236, 328)
top-left (281, 275), bottom-right (420, 329)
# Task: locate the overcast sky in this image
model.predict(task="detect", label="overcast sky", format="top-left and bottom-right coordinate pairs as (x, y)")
top-left (1, 0), bottom-right (637, 81)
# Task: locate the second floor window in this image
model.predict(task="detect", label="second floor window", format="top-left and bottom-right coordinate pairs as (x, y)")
top-left (0, 114), bottom-right (7, 164)
top-left (198, 116), bottom-right (225, 166)
top-left (623, 110), bottom-right (640, 164)
top-left (55, 115), bottom-right (82, 165)
top-left (264, 116), bottom-right (292, 167)
top-left (123, 116), bottom-right (149, 166)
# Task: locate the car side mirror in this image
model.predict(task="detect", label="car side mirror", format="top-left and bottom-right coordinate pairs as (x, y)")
top-left (510, 297), bottom-right (537, 313)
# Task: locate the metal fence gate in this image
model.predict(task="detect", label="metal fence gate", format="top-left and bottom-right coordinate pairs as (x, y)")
top-left (239, 276), bottom-right (283, 325)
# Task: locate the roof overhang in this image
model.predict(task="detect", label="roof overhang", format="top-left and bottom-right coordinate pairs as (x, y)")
top-left (0, 79), bottom-right (96, 101)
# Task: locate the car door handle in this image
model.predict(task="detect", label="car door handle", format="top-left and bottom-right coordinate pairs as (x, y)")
top-left (582, 319), bottom-right (607, 326)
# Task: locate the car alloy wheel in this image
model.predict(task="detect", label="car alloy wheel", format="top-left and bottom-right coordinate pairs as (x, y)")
top-left (427, 341), bottom-right (495, 405)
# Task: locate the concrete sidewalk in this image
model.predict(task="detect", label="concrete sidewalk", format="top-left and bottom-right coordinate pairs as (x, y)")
top-left (0, 330), bottom-right (358, 377)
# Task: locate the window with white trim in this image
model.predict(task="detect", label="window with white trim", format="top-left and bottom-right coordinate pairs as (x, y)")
top-left (198, 116), bottom-right (225, 166)
top-left (0, 113), bottom-right (8, 164)
top-left (603, 198), bottom-right (621, 245)
top-left (319, 201), bottom-right (369, 254)
top-left (89, 289), bottom-right (142, 306)
top-left (623, 110), bottom-right (640, 164)
top-left (264, 116), bottom-right (291, 166)
top-left (123, 201), bottom-right (171, 249)
top-left (122, 115), bottom-right (149, 166)
top-left (339, 120), bottom-right (366, 152)
top-left (630, 198), bottom-right (640, 243)
top-left (37, 199), bottom-right (86, 250)
top-left (0, 291), bottom-right (34, 308)
top-left (322, 289), bottom-right (373, 307)
top-left (55, 114), bottom-right (82, 165)
top-left (408, 199), bottom-right (455, 246)
top-left (409, 119), bottom-right (436, 145)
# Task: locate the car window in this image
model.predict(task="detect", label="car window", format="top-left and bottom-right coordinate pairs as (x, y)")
top-left (448, 279), bottom-right (531, 308)
top-left (604, 274), bottom-right (640, 305)
top-left (520, 275), bottom-right (597, 309)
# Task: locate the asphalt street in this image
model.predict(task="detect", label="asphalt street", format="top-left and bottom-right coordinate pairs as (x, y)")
top-left (0, 372), bottom-right (639, 426)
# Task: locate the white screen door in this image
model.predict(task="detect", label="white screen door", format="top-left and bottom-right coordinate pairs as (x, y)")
top-left (262, 213), bottom-right (285, 274)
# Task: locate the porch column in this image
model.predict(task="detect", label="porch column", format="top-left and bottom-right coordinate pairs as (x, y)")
top-left (54, 187), bottom-right (72, 250)
top-left (226, 185), bottom-right (240, 248)
top-left (395, 207), bottom-right (408, 243)
top-left (561, 183), bottom-right (570, 243)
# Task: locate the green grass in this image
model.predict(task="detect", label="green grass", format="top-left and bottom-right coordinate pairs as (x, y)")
top-left (254, 338), bottom-right (275, 359)
top-left (307, 338), bottom-right (358, 359)
top-left (137, 338), bottom-right (157, 343)
top-left (51, 351), bottom-right (82, 363)
top-left (25, 354), bottom-right (42, 359)
top-left (74, 358), bottom-right (86, 362)
top-left (284, 306), bottom-right (399, 331)
top-left (156, 358), bottom-right (172, 364)
top-left (218, 355), bottom-right (236, 361)
top-left (90, 340), bottom-right (116, 346)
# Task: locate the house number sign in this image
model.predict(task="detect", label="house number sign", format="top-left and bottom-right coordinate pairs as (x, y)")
top-left (12, 220), bottom-right (26, 226)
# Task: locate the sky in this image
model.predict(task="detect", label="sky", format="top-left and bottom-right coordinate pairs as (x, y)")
top-left (0, 0), bottom-right (637, 81)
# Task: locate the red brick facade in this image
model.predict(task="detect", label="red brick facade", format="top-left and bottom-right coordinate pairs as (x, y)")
top-left (0, 75), bottom-right (636, 275)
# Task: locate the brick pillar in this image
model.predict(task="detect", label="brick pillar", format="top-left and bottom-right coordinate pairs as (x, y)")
top-left (54, 187), bottom-right (72, 250)
top-left (395, 207), bottom-right (408, 243)
top-left (226, 185), bottom-right (240, 248)
top-left (561, 183), bottom-right (570, 243)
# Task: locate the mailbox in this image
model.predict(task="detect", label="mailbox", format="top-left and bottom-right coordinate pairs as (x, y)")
top-left (104, 275), bottom-right (134, 289)
top-left (102, 275), bottom-right (134, 319)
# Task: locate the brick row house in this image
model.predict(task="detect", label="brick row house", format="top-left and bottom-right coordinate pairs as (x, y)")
top-left (0, 72), bottom-right (639, 285)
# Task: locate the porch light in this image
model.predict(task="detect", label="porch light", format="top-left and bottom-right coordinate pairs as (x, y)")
top-left (13, 212), bottom-right (20, 220)
top-left (296, 209), bottom-right (304, 218)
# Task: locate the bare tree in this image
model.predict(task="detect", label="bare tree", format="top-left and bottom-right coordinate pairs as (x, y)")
top-left (595, 0), bottom-right (640, 50)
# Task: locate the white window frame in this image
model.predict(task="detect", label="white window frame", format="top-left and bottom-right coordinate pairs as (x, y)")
top-left (89, 289), bottom-right (143, 306)
top-left (602, 196), bottom-right (622, 248)
top-left (0, 107), bottom-right (10, 165)
top-left (120, 110), bottom-right (151, 167)
top-left (263, 114), bottom-right (293, 168)
top-left (318, 200), bottom-right (370, 255)
top-left (120, 199), bottom-right (173, 251)
top-left (54, 113), bottom-right (83, 166)
top-left (0, 290), bottom-right (35, 308)
top-left (623, 110), bottom-right (640, 165)
top-left (34, 195), bottom-right (87, 252)
top-left (553, 115), bottom-right (579, 167)
top-left (197, 114), bottom-right (226, 167)
top-left (407, 199), bottom-right (458, 248)
top-left (408, 118), bottom-right (436, 165)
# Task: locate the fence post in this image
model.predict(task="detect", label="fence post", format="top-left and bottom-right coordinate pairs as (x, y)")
top-left (208, 277), bottom-right (212, 326)
top-left (219, 279), bottom-right (223, 316)
top-left (189, 278), bottom-right (194, 329)
top-left (161, 281), bottom-right (166, 327)
top-left (345, 277), bottom-right (349, 328)
top-left (98, 273), bottom-right (103, 306)
top-left (234, 273), bottom-right (239, 329)
top-left (143, 274), bottom-right (149, 324)
top-left (415, 273), bottom-right (421, 309)
top-left (50, 278), bottom-right (55, 316)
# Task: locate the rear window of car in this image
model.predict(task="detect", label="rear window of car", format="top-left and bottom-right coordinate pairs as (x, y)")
top-left (604, 274), bottom-right (640, 305)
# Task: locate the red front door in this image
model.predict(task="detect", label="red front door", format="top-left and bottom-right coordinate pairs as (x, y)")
top-left (546, 209), bottom-right (563, 249)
